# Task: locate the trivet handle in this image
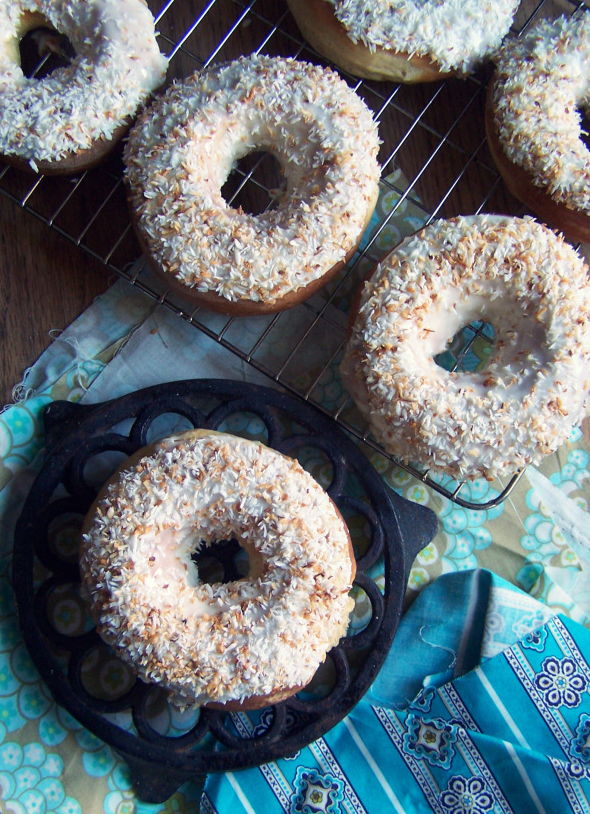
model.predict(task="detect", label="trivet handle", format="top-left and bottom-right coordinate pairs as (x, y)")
top-left (387, 488), bottom-right (439, 565)
top-left (123, 752), bottom-right (206, 804)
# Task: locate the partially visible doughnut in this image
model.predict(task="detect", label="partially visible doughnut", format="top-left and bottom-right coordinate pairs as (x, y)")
top-left (287, 0), bottom-right (519, 83)
top-left (340, 215), bottom-right (590, 481)
top-left (0, 0), bottom-right (168, 174)
top-left (123, 54), bottom-right (381, 315)
top-left (80, 430), bottom-right (356, 710)
top-left (486, 12), bottom-right (590, 244)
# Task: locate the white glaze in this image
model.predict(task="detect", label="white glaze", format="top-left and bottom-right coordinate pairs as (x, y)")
top-left (0, 0), bottom-right (168, 168)
top-left (341, 215), bottom-right (590, 481)
top-left (491, 12), bottom-right (590, 213)
top-left (123, 54), bottom-right (381, 306)
top-left (80, 431), bottom-right (355, 708)
top-left (325, 0), bottom-right (519, 74)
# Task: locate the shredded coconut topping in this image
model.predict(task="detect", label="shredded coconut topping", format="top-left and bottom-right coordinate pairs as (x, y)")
top-left (123, 54), bottom-right (381, 305)
top-left (325, 0), bottom-right (519, 74)
top-left (80, 431), bottom-right (355, 708)
top-left (0, 0), bottom-right (168, 166)
top-left (491, 12), bottom-right (590, 213)
top-left (341, 215), bottom-right (590, 481)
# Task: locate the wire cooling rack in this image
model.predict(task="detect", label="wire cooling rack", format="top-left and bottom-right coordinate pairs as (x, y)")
top-left (0, 0), bottom-right (585, 509)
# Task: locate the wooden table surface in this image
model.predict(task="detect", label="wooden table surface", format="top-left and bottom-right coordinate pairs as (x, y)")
top-left (0, 192), bottom-right (110, 407)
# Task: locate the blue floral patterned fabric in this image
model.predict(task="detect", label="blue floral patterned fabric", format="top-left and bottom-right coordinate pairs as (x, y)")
top-left (203, 580), bottom-right (590, 814)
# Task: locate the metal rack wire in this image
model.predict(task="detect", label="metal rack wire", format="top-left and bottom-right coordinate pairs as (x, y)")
top-left (0, 0), bottom-right (584, 509)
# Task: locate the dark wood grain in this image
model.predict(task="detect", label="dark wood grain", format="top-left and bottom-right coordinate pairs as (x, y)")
top-left (0, 194), bottom-right (109, 406)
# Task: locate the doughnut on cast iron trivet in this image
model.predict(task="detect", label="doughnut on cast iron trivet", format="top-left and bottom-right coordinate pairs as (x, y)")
top-left (12, 379), bottom-right (438, 803)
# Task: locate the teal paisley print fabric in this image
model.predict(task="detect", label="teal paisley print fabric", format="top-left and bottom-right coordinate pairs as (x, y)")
top-left (204, 612), bottom-right (590, 813)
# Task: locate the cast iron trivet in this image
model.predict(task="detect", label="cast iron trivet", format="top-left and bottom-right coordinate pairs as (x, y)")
top-left (13, 379), bottom-right (438, 803)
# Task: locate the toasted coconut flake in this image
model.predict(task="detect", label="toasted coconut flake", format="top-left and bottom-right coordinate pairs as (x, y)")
top-left (341, 215), bottom-right (590, 480)
top-left (0, 0), bottom-right (167, 166)
top-left (80, 431), bottom-right (355, 708)
top-left (326, 0), bottom-right (519, 74)
top-left (123, 54), bottom-right (380, 305)
top-left (491, 13), bottom-right (590, 213)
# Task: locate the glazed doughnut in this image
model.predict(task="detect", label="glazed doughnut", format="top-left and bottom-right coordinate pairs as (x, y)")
top-left (0, 0), bottom-right (167, 174)
top-left (123, 54), bottom-right (381, 315)
top-left (486, 12), bottom-right (590, 244)
top-left (340, 215), bottom-right (590, 481)
top-left (286, 0), bottom-right (519, 83)
top-left (80, 430), bottom-right (356, 710)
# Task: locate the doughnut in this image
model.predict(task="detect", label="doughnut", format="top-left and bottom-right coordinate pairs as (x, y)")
top-left (486, 12), bottom-right (590, 244)
top-left (0, 0), bottom-right (168, 175)
top-left (80, 430), bottom-right (356, 710)
top-left (123, 54), bottom-right (381, 315)
top-left (340, 215), bottom-right (590, 481)
top-left (286, 0), bottom-right (519, 83)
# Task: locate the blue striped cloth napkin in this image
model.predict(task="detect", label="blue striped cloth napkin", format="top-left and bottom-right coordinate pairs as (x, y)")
top-left (202, 570), bottom-right (590, 813)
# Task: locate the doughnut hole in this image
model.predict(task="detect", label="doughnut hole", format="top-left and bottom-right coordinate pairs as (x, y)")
top-left (133, 527), bottom-right (265, 595)
top-left (192, 538), bottom-right (251, 585)
top-left (579, 107), bottom-right (590, 153)
top-left (434, 320), bottom-right (495, 372)
top-left (17, 15), bottom-right (75, 78)
top-left (220, 150), bottom-right (287, 216)
top-left (427, 294), bottom-right (551, 396)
